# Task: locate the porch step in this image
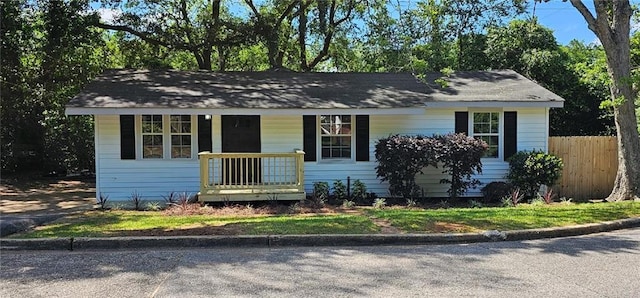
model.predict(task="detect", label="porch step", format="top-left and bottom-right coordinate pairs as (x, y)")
top-left (198, 191), bottom-right (306, 202)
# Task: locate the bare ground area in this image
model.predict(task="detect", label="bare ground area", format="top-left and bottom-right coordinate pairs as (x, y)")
top-left (0, 177), bottom-right (96, 216)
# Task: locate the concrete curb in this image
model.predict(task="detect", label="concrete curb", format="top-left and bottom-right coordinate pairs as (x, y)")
top-left (2, 217), bottom-right (639, 251)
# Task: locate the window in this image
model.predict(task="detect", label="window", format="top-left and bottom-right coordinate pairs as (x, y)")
top-left (472, 112), bottom-right (499, 158)
top-left (140, 115), bottom-right (194, 159)
top-left (320, 115), bottom-right (352, 159)
top-left (170, 115), bottom-right (192, 158)
top-left (141, 115), bottom-right (163, 158)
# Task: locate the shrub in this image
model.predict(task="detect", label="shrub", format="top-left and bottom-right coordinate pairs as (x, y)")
top-left (433, 133), bottom-right (488, 199)
top-left (505, 188), bottom-right (524, 207)
top-left (342, 199), bottom-right (355, 209)
top-left (375, 133), bottom-right (487, 200)
top-left (332, 180), bottom-right (347, 200)
top-left (162, 192), bottom-right (178, 206)
top-left (541, 188), bottom-right (556, 204)
top-left (481, 182), bottom-right (514, 203)
top-left (375, 135), bottom-right (438, 199)
top-left (469, 199), bottom-right (484, 208)
top-left (351, 179), bottom-right (367, 201)
top-left (311, 182), bottom-right (329, 207)
top-left (506, 150), bottom-right (563, 199)
top-left (145, 201), bottom-right (162, 211)
top-left (97, 193), bottom-right (109, 210)
top-left (130, 191), bottom-right (144, 211)
top-left (313, 182), bottom-right (329, 200)
top-left (372, 198), bottom-right (387, 209)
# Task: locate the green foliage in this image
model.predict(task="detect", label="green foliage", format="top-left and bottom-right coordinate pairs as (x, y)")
top-left (366, 201), bottom-right (640, 233)
top-left (374, 135), bottom-right (438, 199)
top-left (375, 133), bottom-right (487, 199)
top-left (372, 198), bottom-right (387, 209)
top-left (433, 133), bottom-right (488, 198)
top-left (481, 181), bottom-right (514, 204)
top-left (341, 199), bottom-right (356, 209)
top-left (486, 19), bottom-right (615, 136)
top-left (351, 179), bottom-right (367, 201)
top-left (468, 200), bottom-right (484, 208)
top-left (332, 180), bottom-right (347, 200)
top-left (506, 151), bottom-right (563, 198)
top-left (1, 0), bottom-right (104, 173)
top-left (406, 198), bottom-right (418, 208)
top-left (313, 182), bottom-right (330, 200)
top-left (311, 181), bottom-right (329, 207)
top-left (145, 201), bottom-right (162, 211)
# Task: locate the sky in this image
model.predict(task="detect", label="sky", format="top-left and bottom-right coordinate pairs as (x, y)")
top-left (529, 0), bottom-right (640, 45)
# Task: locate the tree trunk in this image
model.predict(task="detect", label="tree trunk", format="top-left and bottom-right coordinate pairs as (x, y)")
top-left (604, 45), bottom-right (640, 201)
top-left (569, 0), bottom-right (640, 201)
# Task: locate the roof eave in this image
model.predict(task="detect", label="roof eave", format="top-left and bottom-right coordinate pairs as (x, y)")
top-left (424, 101), bottom-right (564, 108)
top-left (64, 107), bottom-right (427, 116)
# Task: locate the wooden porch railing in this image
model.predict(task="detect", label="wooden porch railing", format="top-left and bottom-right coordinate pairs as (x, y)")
top-left (198, 150), bottom-right (305, 201)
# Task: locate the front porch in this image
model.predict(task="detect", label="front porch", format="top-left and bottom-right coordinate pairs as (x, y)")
top-left (198, 151), bottom-right (306, 202)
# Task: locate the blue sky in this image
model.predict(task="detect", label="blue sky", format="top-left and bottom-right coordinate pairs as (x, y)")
top-left (530, 0), bottom-right (639, 45)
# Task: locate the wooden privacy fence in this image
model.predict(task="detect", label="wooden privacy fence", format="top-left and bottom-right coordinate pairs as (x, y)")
top-left (548, 136), bottom-right (617, 200)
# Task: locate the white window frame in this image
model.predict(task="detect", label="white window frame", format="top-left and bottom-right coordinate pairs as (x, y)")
top-left (136, 115), bottom-right (196, 160)
top-left (317, 114), bottom-right (355, 162)
top-left (469, 110), bottom-right (502, 160)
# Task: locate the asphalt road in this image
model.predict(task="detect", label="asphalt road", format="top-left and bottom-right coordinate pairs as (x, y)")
top-left (1, 228), bottom-right (639, 298)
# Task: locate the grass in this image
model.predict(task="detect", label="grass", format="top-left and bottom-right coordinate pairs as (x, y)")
top-left (11, 201), bottom-right (640, 238)
top-left (367, 201), bottom-right (640, 233)
top-left (14, 211), bottom-right (379, 238)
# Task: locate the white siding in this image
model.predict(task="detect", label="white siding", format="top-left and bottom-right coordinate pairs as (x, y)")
top-left (95, 115), bottom-right (200, 201)
top-left (94, 108), bottom-right (550, 200)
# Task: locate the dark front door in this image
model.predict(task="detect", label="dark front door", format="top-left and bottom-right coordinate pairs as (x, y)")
top-left (221, 115), bottom-right (261, 184)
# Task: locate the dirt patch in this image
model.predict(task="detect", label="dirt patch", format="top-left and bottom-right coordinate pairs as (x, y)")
top-left (369, 217), bottom-right (403, 234)
top-left (426, 221), bottom-right (478, 233)
top-left (0, 177), bottom-right (95, 215)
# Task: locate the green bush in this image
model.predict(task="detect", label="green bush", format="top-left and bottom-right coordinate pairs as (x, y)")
top-left (433, 133), bottom-right (488, 199)
top-left (374, 135), bottom-right (438, 199)
top-left (351, 179), bottom-right (367, 201)
top-left (481, 181), bottom-right (514, 203)
top-left (332, 180), bottom-right (347, 200)
top-left (506, 150), bottom-right (563, 198)
top-left (374, 133), bottom-right (487, 199)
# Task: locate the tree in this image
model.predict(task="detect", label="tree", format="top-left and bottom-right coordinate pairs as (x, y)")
top-left (1, 0), bottom-right (105, 173)
top-left (485, 19), bottom-right (614, 136)
top-left (94, 0), bottom-right (251, 70)
top-left (562, 0), bottom-right (640, 201)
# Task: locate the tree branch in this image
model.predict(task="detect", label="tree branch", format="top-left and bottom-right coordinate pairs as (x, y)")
top-left (243, 0), bottom-right (259, 16)
top-left (93, 22), bottom-right (189, 50)
top-left (568, 0), bottom-right (599, 34)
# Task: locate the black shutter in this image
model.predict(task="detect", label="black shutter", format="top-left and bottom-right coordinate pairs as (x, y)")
top-left (120, 115), bottom-right (135, 160)
top-left (504, 111), bottom-right (517, 161)
top-left (355, 115), bottom-right (370, 161)
top-left (303, 115), bottom-right (316, 161)
top-left (197, 115), bottom-right (212, 153)
top-left (455, 112), bottom-right (469, 134)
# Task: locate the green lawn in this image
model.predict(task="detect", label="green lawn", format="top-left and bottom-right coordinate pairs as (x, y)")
top-left (12, 201), bottom-right (640, 238)
top-left (15, 211), bottom-right (379, 238)
top-left (367, 201), bottom-right (640, 233)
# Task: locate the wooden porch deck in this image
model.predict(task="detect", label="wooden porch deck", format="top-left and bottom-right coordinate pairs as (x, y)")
top-left (198, 151), bottom-right (306, 202)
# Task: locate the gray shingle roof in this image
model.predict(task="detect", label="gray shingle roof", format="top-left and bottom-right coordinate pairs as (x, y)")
top-left (66, 69), bottom-right (564, 111)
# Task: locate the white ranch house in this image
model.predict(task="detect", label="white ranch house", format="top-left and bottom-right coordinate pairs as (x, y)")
top-left (66, 69), bottom-right (564, 202)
